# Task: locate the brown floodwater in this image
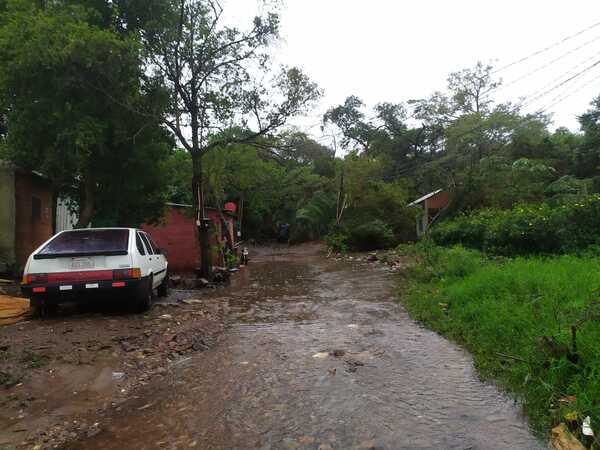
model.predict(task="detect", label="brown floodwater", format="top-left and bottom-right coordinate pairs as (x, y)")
top-left (66, 245), bottom-right (545, 450)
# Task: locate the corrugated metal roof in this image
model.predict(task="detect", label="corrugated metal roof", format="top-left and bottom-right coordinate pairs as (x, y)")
top-left (408, 188), bottom-right (444, 207)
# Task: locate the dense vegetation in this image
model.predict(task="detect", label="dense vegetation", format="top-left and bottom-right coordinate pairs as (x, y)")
top-left (3, 2), bottom-right (600, 254)
top-left (399, 243), bottom-right (600, 445)
top-left (431, 195), bottom-right (600, 255)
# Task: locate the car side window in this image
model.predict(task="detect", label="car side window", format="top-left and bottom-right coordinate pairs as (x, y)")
top-left (140, 233), bottom-right (155, 255)
top-left (146, 234), bottom-right (161, 255)
top-left (136, 233), bottom-right (147, 256)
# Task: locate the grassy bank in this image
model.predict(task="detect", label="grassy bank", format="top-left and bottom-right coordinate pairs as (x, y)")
top-left (398, 243), bottom-right (600, 445)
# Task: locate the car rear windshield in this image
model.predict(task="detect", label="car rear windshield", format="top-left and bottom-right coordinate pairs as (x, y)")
top-left (36, 229), bottom-right (130, 258)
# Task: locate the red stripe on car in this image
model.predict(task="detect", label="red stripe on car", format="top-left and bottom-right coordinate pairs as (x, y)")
top-left (47, 270), bottom-right (114, 283)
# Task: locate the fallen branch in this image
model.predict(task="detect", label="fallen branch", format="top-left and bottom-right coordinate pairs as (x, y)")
top-left (495, 352), bottom-right (527, 363)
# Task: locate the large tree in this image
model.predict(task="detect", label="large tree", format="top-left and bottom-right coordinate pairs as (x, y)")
top-left (141, 0), bottom-right (321, 276)
top-left (0, 0), bottom-right (173, 227)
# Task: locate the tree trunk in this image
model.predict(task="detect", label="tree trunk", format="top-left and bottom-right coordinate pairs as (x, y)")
top-left (76, 173), bottom-right (95, 228)
top-left (192, 152), bottom-right (212, 279)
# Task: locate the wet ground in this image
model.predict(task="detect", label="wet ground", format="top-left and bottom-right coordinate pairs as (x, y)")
top-left (1, 245), bottom-right (545, 449)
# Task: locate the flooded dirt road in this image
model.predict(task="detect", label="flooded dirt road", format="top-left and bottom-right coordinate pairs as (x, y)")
top-left (61, 245), bottom-right (544, 450)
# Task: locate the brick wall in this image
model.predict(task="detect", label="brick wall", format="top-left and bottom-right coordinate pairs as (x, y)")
top-left (142, 206), bottom-right (200, 274)
top-left (14, 171), bottom-right (54, 269)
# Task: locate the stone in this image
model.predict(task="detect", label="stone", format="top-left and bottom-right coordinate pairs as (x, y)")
top-left (366, 253), bottom-right (378, 262)
top-left (120, 341), bottom-right (136, 353)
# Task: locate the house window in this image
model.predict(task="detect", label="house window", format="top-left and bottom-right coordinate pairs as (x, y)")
top-left (32, 196), bottom-right (41, 222)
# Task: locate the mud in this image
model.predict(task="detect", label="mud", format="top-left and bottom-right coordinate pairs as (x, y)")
top-left (1, 244), bottom-right (545, 449)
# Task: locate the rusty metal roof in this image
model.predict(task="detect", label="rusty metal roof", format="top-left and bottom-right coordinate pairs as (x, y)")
top-left (408, 189), bottom-right (444, 207)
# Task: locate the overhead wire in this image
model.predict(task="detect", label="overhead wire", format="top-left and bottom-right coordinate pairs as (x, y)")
top-left (523, 50), bottom-right (600, 100)
top-left (494, 20), bottom-right (600, 73)
top-left (522, 58), bottom-right (600, 107)
top-left (539, 71), bottom-right (600, 112)
top-left (489, 35), bottom-right (600, 95)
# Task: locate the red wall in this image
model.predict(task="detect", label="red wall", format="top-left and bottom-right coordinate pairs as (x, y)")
top-left (425, 191), bottom-right (450, 210)
top-left (142, 207), bottom-right (199, 274)
top-left (142, 206), bottom-right (237, 274)
top-left (14, 172), bottom-right (54, 268)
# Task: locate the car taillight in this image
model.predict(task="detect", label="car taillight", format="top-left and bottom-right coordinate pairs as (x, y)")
top-left (23, 273), bottom-right (48, 284)
top-left (113, 268), bottom-right (141, 280)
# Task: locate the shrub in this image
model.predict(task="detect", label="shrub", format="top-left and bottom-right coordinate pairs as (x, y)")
top-left (347, 219), bottom-right (395, 251)
top-left (431, 195), bottom-right (600, 255)
top-left (325, 231), bottom-right (349, 253)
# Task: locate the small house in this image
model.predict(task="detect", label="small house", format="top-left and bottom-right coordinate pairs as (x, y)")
top-left (408, 189), bottom-right (450, 236)
top-left (0, 162), bottom-right (55, 272)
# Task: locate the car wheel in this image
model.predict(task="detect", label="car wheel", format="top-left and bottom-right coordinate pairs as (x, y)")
top-left (30, 297), bottom-right (43, 318)
top-left (157, 272), bottom-right (169, 298)
top-left (136, 277), bottom-right (153, 313)
top-left (30, 298), bottom-right (58, 318)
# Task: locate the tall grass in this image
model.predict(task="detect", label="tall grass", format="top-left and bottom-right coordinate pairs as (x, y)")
top-left (400, 243), bottom-right (600, 444)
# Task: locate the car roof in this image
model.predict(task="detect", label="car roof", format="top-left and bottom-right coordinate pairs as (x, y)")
top-left (59, 228), bottom-right (137, 232)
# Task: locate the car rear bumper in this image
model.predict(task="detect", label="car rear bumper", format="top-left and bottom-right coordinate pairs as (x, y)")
top-left (21, 278), bottom-right (146, 302)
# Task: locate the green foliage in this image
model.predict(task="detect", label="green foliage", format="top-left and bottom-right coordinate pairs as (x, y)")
top-left (431, 195), bottom-right (600, 255)
top-left (346, 219), bottom-right (395, 251)
top-left (224, 248), bottom-right (237, 269)
top-left (401, 245), bottom-right (600, 437)
top-left (325, 230), bottom-right (349, 253)
top-left (0, 0), bottom-right (172, 226)
top-left (335, 155), bottom-right (415, 244)
top-left (295, 191), bottom-right (336, 241)
top-left (162, 149), bottom-right (193, 205)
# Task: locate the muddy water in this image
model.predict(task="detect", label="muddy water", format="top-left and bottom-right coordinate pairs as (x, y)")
top-left (69, 248), bottom-right (544, 450)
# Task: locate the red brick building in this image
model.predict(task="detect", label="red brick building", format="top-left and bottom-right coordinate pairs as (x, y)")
top-left (0, 163), bottom-right (55, 272)
top-left (141, 203), bottom-right (238, 274)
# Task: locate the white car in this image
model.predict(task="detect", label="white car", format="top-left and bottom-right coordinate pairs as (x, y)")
top-left (21, 228), bottom-right (169, 315)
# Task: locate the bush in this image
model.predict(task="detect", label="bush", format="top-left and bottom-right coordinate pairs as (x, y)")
top-left (347, 219), bottom-right (395, 251)
top-left (400, 245), bottom-right (600, 440)
top-left (325, 231), bottom-right (349, 253)
top-left (431, 194), bottom-right (600, 255)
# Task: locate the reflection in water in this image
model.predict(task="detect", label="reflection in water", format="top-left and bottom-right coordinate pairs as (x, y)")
top-left (69, 249), bottom-right (545, 450)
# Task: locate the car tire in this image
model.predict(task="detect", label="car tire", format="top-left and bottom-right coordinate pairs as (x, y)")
top-left (136, 276), bottom-right (153, 313)
top-left (30, 298), bottom-right (58, 318)
top-left (157, 271), bottom-right (169, 298)
top-left (30, 297), bottom-right (43, 318)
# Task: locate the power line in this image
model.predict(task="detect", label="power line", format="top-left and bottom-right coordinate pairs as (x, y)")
top-left (522, 58), bottom-right (600, 107)
top-left (494, 20), bottom-right (600, 74)
top-left (524, 50), bottom-right (600, 100)
top-left (539, 71), bottom-right (600, 112)
top-left (491, 36), bottom-right (600, 94)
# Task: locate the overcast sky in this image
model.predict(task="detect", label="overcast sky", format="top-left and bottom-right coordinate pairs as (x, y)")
top-left (228, 1), bottom-right (600, 144)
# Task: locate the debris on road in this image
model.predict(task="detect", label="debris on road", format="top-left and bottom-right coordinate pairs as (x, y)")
top-left (182, 299), bottom-right (203, 305)
top-left (582, 416), bottom-right (594, 436)
top-left (345, 358), bottom-right (365, 373)
top-left (0, 287), bottom-right (225, 449)
top-left (0, 295), bottom-right (30, 326)
top-left (551, 423), bottom-right (586, 450)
